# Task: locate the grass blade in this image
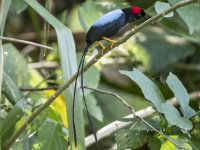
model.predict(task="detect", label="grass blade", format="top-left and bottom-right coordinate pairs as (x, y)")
top-left (24, 0), bottom-right (85, 149)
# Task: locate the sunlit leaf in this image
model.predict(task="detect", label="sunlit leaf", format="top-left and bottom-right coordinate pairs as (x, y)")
top-left (160, 135), bottom-right (192, 150)
top-left (45, 90), bottom-right (68, 128)
top-left (29, 69), bottom-right (47, 88)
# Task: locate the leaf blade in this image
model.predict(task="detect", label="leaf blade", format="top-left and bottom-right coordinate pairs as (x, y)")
top-left (166, 72), bottom-right (196, 118)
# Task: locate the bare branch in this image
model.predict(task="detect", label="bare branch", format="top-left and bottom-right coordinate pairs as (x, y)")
top-left (0, 36), bottom-right (53, 50)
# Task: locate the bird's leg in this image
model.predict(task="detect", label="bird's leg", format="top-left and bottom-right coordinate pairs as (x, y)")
top-left (102, 37), bottom-right (116, 49)
top-left (98, 41), bottom-right (106, 55)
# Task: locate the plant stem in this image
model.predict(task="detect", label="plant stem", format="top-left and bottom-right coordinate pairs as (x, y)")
top-left (3, 0), bottom-right (197, 149)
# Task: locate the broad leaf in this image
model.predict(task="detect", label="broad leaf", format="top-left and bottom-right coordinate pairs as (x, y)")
top-left (168, 0), bottom-right (200, 34)
top-left (2, 72), bottom-right (24, 104)
top-left (120, 69), bottom-right (164, 112)
top-left (166, 72), bottom-right (196, 118)
top-left (120, 69), bottom-right (193, 130)
top-left (3, 43), bottom-right (29, 87)
top-left (32, 119), bottom-right (68, 150)
top-left (160, 103), bottom-right (193, 130)
top-left (115, 129), bottom-right (147, 150)
top-left (155, 2), bottom-right (174, 17)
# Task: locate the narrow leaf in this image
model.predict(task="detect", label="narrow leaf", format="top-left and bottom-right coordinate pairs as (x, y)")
top-left (24, 0), bottom-right (85, 149)
top-left (0, 0), bottom-right (12, 114)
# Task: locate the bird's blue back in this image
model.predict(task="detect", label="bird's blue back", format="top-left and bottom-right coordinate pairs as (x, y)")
top-left (86, 9), bottom-right (126, 44)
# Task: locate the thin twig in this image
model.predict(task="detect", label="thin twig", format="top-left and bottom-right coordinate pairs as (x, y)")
top-left (3, 0), bottom-right (197, 149)
top-left (20, 86), bottom-right (59, 91)
top-left (85, 90), bottom-right (200, 147)
top-left (83, 86), bottom-right (193, 149)
top-left (0, 36), bottom-right (53, 50)
top-left (29, 61), bottom-right (58, 69)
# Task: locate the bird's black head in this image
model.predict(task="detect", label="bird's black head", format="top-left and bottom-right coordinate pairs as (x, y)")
top-left (122, 6), bottom-right (146, 23)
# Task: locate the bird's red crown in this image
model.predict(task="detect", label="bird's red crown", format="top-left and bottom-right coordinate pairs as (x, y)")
top-left (131, 6), bottom-right (142, 14)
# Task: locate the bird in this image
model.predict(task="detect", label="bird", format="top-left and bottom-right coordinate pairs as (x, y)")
top-left (72, 6), bottom-right (146, 146)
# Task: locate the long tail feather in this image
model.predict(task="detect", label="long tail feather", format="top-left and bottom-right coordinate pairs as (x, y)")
top-left (81, 51), bottom-right (98, 143)
top-left (72, 45), bottom-right (88, 146)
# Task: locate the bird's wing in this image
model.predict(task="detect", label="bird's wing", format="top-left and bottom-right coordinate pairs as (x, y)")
top-left (86, 9), bottom-right (126, 43)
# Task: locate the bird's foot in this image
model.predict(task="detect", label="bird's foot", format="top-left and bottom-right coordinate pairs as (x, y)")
top-left (98, 41), bottom-right (106, 55)
top-left (102, 37), bottom-right (116, 49)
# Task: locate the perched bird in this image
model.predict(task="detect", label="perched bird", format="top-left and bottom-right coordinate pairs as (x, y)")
top-left (72, 6), bottom-right (146, 146)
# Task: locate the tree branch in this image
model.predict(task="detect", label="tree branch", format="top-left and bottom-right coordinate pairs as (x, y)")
top-left (85, 90), bottom-right (200, 147)
top-left (3, 0), bottom-right (197, 149)
top-left (0, 36), bottom-right (53, 50)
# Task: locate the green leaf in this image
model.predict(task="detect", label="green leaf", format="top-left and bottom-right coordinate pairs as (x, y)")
top-left (168, 0), bottom-right (200, 34)
top-left (32, 119), bottom-right (68, 150)
top-left (160, 135), bottom-right (192, 150)
top-left (148, 137), bottom-right (161, 150)
top-left (3, 43), bottom-right (29, 87)
top-left (2, 72), bottom-right (24, 104)
top-left (13, 0), bottom-right (28, 14)
top-left (85, 94), bottom-right (103, 122)
top-left (120, 68), bottom-right (164, 112)
top-left (115, 129), bottom-right (147, 150)
top-left (0, 0), bottom-right (12, 115)
top-left (25, 0), bottom-right (85, 149)
top-left (1, 106), bottom-right (24, 148)
top-left (166, 72), bottom-right (196, 118)
top-left (120, 69), bottom-right (193, 130)
top-left (154, 2), bottom-right (174, 17)
top-left (160, 103), bottom-right (193, 130)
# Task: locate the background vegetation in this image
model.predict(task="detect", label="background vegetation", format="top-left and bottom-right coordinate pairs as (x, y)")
top-left (0, 0), bottom-right (200, 149)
